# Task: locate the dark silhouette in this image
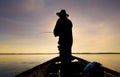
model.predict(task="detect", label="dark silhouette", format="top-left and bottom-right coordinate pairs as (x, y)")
top-left (53, 9), bottom-right (73, 63)
top-left (53, 9), bottom-right (73, 77)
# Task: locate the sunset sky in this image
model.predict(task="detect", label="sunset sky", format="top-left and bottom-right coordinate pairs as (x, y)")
top-left (0, 0), bottom-right (120, 53)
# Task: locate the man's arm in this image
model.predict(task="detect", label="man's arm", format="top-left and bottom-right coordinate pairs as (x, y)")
top-left (53, 19), bottom-right (60, 37)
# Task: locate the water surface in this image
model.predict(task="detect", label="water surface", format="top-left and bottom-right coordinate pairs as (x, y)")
top-left (0, 54), bottom-right (119, 77)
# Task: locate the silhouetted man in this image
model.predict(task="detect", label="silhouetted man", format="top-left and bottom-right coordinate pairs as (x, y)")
top-left (54, 9), bottom-right (73, 63)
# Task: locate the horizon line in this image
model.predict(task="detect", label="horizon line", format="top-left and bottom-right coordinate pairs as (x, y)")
top-left (0, 52), bottom-right (120, 55)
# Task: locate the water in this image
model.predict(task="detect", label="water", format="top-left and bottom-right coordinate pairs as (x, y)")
top-left (0, 54), bottom-right (120, 77)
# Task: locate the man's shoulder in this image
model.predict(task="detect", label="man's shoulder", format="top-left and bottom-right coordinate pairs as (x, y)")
top-left (67, 19), bottom-right (72, 23)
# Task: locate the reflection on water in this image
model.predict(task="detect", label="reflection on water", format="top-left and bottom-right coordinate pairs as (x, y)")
top-left (0, 54), bottom-right (58, 77)
top-left (0, 54), bottom-right (120, 77)
top-left (73, 54), bottom-right (120, 73)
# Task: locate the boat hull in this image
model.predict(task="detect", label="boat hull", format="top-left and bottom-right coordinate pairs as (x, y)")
top-left (15, 56), bottom-right (120, 77)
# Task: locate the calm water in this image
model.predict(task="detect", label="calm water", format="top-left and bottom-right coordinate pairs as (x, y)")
top-left (0, 54), bottom-right (120, 77)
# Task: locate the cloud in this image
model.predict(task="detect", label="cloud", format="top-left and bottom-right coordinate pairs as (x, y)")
top-left (21, 0), bottom-right (45, 13)
top-left (0, 0), bottom-right (46, 21)
top-left (73, 14), bottom-right (120, 52)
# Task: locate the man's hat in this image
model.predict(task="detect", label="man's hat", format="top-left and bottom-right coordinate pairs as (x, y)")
top-left (56, 9), bottom-right (69, 17)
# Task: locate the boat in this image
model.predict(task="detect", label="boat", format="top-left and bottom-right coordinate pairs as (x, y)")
top-left (15, 56), bottom-right (120, 77)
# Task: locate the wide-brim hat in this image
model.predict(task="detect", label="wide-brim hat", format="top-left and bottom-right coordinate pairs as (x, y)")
top-left (56, 9), bottom-right (69, 17)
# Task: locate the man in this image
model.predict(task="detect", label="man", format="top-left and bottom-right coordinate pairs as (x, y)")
top-left (54, 9), bottom-right (73, 63)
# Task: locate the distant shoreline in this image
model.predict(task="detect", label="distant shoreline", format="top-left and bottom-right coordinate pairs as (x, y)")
top-left (0, 52), bottom-right (120, 55)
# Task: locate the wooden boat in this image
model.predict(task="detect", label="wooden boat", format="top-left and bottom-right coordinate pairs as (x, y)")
top-left (15, 56), bottom-right (120, 77)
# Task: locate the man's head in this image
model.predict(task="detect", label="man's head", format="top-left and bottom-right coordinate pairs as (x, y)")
top-left (56, 9), bottom-right (69, 18)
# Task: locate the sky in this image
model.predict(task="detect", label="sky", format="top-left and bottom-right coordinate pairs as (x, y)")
top-left (0, 0), bottom-right (120, 53)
